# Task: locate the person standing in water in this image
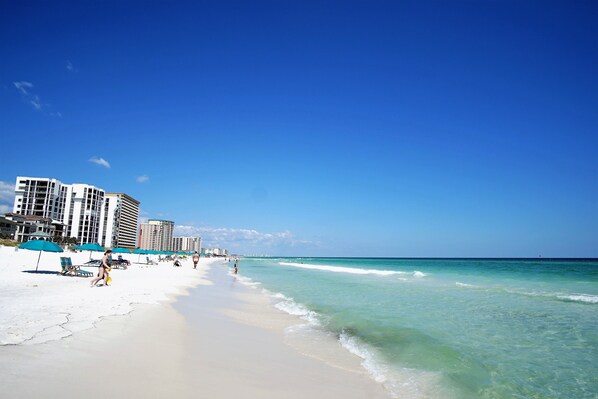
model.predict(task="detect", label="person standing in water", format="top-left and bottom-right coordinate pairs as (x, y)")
top-left (234, 258), bottom-right (238, 274)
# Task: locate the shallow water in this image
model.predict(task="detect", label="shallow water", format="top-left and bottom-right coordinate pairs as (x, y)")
top-left (234, 258), bottom-right (598, 399)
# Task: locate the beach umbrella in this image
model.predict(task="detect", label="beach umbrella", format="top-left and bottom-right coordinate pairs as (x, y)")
top-left (133, 248), bottom-right (148, 262)
top-left (29, 231), bottom-right (52, 240)
top-left (75, 243), bottom-right (104, 251)
top-left (75, 243), bottom-right (105, 260)
top-left (111, 247), bottom-right (131, 253)
top-left (19, 240), bottom-right (64, 272)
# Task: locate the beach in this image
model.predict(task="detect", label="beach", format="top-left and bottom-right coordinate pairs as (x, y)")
top-left (0, 247), bottom-right (390, 398)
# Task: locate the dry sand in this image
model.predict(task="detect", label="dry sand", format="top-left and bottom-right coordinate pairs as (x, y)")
top-left (0, 246), bottom-right (390, 398)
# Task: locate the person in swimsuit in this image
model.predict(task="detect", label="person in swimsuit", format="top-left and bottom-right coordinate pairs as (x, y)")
top-left (192, 251), bottom-right (199, 269)
top-left (90, 249), bottom-right (112, 287)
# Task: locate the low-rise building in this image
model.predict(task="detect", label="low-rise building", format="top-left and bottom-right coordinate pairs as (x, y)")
top-left (0, 213), bottom-right (59, 242)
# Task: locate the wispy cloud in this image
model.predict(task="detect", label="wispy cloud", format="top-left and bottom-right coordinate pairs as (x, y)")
top-left (13, 81), bottom-right (60, 116)
top-left (13, 81), bottom-right (42, 110)
top-left (14, 81), bottom-right (33, 95)
top-left (174, 225), bottom-right (315, 252)
top-left (66, 60), bottom-right (78, 72)
top-left (0, 181), bottom-right (16, 213)
top-left (136, 175), bottom-right (149, 183)
top-left (88, 156), bottom-right (111, 168)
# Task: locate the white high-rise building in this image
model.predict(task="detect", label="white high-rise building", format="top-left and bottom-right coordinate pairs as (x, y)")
top-left (13, 177), bottom-right (67, 222)
top-left (12, 176), bottom-right (140, 246)
top-left (139, 219), bottom-right (174, 251)
top-left (172, 236), bottom-right (201, 252)
top-left (63, 183), bottom-right (105, 245)
top-left (99, 193), bottom-right (140, 249)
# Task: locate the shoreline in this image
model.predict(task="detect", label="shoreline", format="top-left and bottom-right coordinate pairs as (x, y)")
top-left (1, 250), bottom-right (391, 398)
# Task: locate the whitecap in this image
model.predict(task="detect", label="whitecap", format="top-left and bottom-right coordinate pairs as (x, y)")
top-left (279, 262), bottom-right (401, 276)
top-left (557, 294), bottom-right (598, 304)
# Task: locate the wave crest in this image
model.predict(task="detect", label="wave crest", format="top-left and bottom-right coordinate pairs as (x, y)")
top-left (279, 262), bottom-right (424, 277)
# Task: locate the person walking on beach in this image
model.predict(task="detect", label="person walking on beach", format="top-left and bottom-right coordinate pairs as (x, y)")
top-left (90, 250), bottom-right (112, 287)
top-left (192, 251), bottom-right (199, 269)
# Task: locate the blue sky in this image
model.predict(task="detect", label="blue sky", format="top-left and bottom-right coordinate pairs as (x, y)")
top-left (1, 1), bottom-right (596, 257)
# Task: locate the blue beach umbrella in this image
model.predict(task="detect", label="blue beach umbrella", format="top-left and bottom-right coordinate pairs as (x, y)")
top-left (133, 248), bottom-right (149, 262)
top-left (75, 243), bottom-right (105, 260)
top-left (111, 247), bottom-right (131, 253)
top-left (75, 243), bottom-right (104, 252)
top-left (19, 240), bottom-right (64, 272)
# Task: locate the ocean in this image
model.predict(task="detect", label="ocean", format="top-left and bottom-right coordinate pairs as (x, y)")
top-left (232, 257), bottom-right (598, 399)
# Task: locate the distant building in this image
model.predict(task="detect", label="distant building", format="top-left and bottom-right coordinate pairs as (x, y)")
top-left (11, 176), bottom-right (140, 246)
top-left (0, 213), bottom-right (56, 242)
top-left (172, 236), bottom-right (201, 252)
top-left (99, 193), bottom-right (140, 249)
top-left (139, 219), bottom-right (174, 251)
top-left (203, 247), bottom-right (228, 257)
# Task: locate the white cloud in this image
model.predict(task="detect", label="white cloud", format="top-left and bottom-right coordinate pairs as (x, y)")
top-left (14, 81), bottom-right (43, 110)
top-left (13, 81), bottom-right (59, 115)
top-left (30, 95), bottom-right (42, 110)
top-left (0, 181), bottom-right (15, 214)
top-left (88, 156), bottom-right (111, 168)
top-left (14, 81), bottom-right (33, 95)
top-left (174, 225), bottom-right (314, 252)
top-left (66, 61), bottom-right (77, 72)
top-left (136, 175), bottom-right (149, 183)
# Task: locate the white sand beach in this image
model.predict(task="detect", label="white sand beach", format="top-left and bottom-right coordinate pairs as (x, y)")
top-left (0, 246), bottom-right (390, 398)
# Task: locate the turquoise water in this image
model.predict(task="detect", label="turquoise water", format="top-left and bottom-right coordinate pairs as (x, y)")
top-left (234, 258), bottom-right (598, 399)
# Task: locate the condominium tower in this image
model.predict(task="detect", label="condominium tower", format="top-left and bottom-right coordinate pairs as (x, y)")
top-left (12, 176), bottom-right (139, 245)
top-left (99, 193), bottom-right (141, 249)
top-left (139, 219), bottom-right (174, 251)
top-left (172, 236), bottom-right (202, 252)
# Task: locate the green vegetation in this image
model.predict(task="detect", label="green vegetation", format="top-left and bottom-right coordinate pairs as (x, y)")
top-left (0, 238), bottom-right (19, 247)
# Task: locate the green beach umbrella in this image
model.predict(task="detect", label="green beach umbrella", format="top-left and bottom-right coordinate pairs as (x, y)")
top-left (19, 240), bottom-right (64, 272)
top-left (75, 243), bottom-right (105, 260)
top-left (111, 247), bottom-right (131, 253)
top-left (75, 243), bottom-right (104, 251)
top-left (29, 231), bottom-right (52, 240)
top-left (133, 248), bottom-right (149, 262)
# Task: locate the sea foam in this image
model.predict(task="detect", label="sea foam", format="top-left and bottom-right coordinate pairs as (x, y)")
top-left (557, 294), bottom-right (598, 304)
top-left (279, 262), bottom-right (409, 276)
top-left (339, 331), bottom-right (449, 399)
top-left (273, 295), bottom-right (321, 325)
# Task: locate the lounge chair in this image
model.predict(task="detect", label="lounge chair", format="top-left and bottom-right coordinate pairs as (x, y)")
top-left (109, 258), bottom-right (128, 270)
top-left (60, 257), bottom-right (94, 277)
top-left (146, 256), bottom-right (157, 265)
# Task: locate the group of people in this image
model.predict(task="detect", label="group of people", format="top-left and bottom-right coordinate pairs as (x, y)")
top-left (228, 257), bottom-right (239, 274)
top-left (90, 250), bottom-right (203, 287)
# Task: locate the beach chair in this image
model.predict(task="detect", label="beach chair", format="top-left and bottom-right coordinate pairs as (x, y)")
top-left (60, 257), bottom-right (93, 277)
top-left (146, 256), bottom-right (157, 265)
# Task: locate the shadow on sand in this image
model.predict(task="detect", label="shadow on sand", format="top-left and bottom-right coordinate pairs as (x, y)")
top-left (22, 270), bottom-right (59, 275)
